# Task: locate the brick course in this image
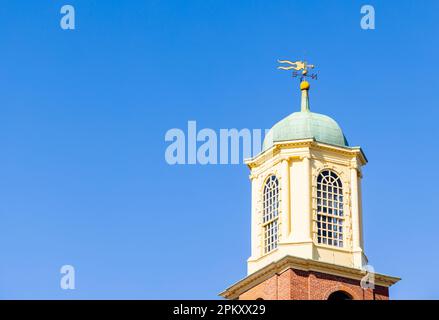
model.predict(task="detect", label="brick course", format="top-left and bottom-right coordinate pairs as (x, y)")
top-left (238, 267), bottom-right (389, 300)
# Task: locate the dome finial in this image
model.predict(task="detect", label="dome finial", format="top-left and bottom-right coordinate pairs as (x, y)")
top-left (300, 80), bottom-right (310, 112)
top-left (277, 59), bottom-right (317, 112)
top-left (300, 80), bottom-right (310, 90)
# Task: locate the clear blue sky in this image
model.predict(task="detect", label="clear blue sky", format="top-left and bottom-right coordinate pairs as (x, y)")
top-left (0, 0), bottom-right (438, 299)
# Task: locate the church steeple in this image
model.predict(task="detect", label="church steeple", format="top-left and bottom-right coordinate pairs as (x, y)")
top-left (220, 59), bottom-right (400, 300)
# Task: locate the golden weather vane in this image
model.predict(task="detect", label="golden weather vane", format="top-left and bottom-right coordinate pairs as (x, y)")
top-left (277, 59), bottom-right (317, 81)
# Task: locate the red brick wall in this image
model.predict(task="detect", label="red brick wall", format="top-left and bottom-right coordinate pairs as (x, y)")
top-left (238, 268), bottom-right (389, 300)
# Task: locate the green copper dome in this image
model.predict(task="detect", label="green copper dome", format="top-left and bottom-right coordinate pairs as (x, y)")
top-left (262, 81), bottom-right (348, 151)
top-left (262, 111), bottom-right (348, 151)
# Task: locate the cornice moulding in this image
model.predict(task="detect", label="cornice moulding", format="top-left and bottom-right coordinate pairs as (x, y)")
top-left (219, 255), bottom-right (400, 300)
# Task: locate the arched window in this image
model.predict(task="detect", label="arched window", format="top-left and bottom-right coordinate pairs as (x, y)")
top-left (327, 291), bottom-right (353, 300)
top-left (317, 170), bottom-right (344, 247)
top-left (263, 175), bottom-right (279, 253)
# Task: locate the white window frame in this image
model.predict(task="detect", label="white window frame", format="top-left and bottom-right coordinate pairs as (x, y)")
top-left (262, 175), bottom-right (279, 254)
top-left (316, 170), bottom-right (344, 248)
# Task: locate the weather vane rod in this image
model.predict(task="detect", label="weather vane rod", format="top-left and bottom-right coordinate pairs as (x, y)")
top-left (277, 59), bottom-right (317, 112)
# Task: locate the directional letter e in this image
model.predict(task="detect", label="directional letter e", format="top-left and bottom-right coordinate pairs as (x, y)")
top-left (60, 5), bottom-right (75, 30)
top-left (60, 265), bottom-right (75, 290)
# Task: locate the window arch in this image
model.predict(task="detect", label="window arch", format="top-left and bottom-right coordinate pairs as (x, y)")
top-left (327, 291), bottom-right (353, 300)
top-left (317, 170), bottom-right (344, 248)
top-left (263, 175), bottom-right (279, 253)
